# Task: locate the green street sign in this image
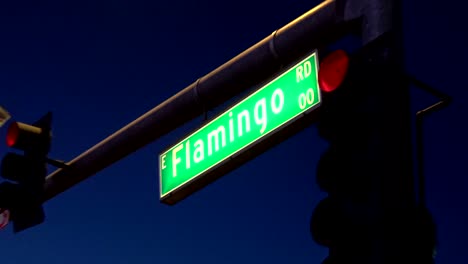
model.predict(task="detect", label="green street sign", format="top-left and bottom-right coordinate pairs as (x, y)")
top-left (159, 50), bottom-right (320, 204)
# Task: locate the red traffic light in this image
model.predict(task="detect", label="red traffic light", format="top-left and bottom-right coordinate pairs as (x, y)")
top-left (6, 122), bottom-right (19, 147)
top-left (318, 50), bottom-right (350, 93)
top-left (0, 209), bottom-right (10, 230)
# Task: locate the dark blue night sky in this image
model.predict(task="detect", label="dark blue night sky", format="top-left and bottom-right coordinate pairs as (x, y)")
top-left (0, 0), bottom-right (467, 263)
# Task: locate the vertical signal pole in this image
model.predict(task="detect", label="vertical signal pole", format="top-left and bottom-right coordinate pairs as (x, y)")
top-left (344, 0), bottom-right (430, 262)
top-left (365, 0), bottom-right (415, 262)
top-left (311, 0), bottom-right (432, 263)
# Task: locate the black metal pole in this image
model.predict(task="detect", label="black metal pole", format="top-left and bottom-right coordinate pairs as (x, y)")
top-left (337, 0), bottom-right (416, 262)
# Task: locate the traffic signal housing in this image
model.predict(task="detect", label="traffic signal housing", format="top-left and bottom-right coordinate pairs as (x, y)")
top-left (0, 112), bottom-right (52, 233)
top-left (311, 37), bottom-right (438, 263)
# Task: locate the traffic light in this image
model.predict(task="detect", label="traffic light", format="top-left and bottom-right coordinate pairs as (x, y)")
top-left (311, 36), bottom-right (437, 263)
top-left (0, 112), bottom-right (52, 233)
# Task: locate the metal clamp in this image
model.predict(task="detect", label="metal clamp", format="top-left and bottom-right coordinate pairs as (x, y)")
top-left (193, 78), bottom-right (208, 121)
top-left (269, 30), bottom-right (283, 68)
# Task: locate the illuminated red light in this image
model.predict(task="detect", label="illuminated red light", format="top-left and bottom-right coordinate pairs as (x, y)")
top-left (6, 122), bottom-right (19, 147)
top-left (0, 209), bottom-right (10, 230)
top-left (318, 50), bottom-right (350, 93)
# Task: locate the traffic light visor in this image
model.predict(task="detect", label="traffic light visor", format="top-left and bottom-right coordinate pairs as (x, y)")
top-left (5, 122), bottom-right (44, 151)
top-left (318, 50), bottom-right (349, 93)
